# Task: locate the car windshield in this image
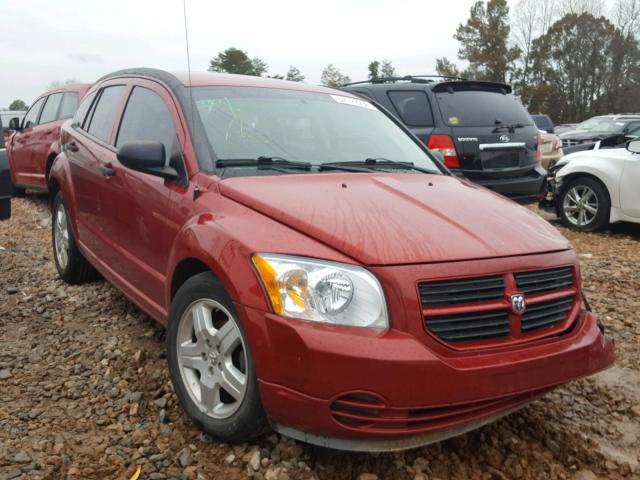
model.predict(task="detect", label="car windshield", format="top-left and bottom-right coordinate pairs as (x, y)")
top-left (575, 118), bottom-right (633, 133)
top-left (191, 87), bottom-right (442, 175)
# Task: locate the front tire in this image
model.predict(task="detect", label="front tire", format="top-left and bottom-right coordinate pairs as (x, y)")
top-left (52, 191), bottom-right (98, 283)
top-left (559, 177), bottom-right (610, 231)
top-left (167, 272), bottom-right (267, 442)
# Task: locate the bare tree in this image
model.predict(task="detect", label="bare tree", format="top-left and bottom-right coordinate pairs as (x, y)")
top-left (511, 0), bottom-right (557, 86)
top-left (560, 0), bottom-right (605, 16)
top-left (611, 0), bottom-right (640, 37)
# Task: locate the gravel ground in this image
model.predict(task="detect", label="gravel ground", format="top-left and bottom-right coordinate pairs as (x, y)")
top-left (1, 195), bottom-right (638, 480)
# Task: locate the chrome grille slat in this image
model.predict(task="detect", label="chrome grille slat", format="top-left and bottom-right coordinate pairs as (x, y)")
top-left (515, 267), bottom-right (574, 295)
top-left (425, 311), bottom-right (509, 342)
top-left (419, 276), bottom-right (504, 307)
top-left (522, 297), bottom-right (574, 333)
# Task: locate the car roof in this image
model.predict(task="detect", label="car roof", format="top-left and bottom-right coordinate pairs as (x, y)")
top-left (590, 114), bottom-right (640, 120)
top-left (42, 83), bottom-right (93, 97)
top-left (343, 78), bottom-right (513, 94)
top-left (96, 67), bottom-right (351, 97)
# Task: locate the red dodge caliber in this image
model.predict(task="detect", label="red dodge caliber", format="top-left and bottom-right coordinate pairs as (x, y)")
top-left (49, 68), bottom-right (614, 451)
top-left (8, 83), bottom-right (91, 194)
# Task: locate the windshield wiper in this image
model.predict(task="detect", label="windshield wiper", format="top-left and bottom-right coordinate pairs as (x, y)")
top-left (493, 121), bottom-right (525, 133)
top-left (322, 159), bottom-right (438, 174)
top-left (216, 156), bottom-right (312, 171)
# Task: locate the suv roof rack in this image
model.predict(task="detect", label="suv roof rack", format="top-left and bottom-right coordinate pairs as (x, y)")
top-left (342, 74), bottom-right (467, 86)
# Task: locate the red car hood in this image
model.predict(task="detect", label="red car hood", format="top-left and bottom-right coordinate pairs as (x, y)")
top-left (219, 173), bottom-right (570, 265)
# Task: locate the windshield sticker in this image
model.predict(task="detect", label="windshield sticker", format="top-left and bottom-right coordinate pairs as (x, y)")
top-left (330, 95), bottom-right (376, 110)
top-left (449, 116), bottom-right (460, 125)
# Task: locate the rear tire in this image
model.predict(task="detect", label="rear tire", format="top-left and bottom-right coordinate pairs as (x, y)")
top-left (11, 182), bottom-right (26, 197)
top-left (559, 177), bottom-right (610, 232)
top-left (167, 272), bottom-right (268, 443)
top-left (52, 191), bottom-right (98, 283)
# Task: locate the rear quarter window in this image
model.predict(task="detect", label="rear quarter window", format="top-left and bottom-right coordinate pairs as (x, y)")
top-left (387, 90), bottom-right (433, 127)
top-left (73, 90), bottom-right (97, 128)
top-left (434, 89), bottom-right (532, 127)
top-left (86, 85), bottom-right (126, 143)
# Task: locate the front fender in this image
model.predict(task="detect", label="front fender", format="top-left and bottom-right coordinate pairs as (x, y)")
top-left (164, 191), bottom-right (356, 313)
top-left (556, 154), bottom-right (622, 208)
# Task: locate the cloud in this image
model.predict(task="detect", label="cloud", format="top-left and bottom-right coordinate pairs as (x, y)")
top-left (69, 52), bottom-right (103, 63)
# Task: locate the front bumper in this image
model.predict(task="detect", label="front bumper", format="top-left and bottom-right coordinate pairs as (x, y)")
top-left (238, 301), bottom-right (614, 451)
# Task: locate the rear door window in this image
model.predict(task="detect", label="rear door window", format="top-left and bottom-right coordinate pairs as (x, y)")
top-left (22, 97), bottom-right (46, 129)
top-left (39, 93), bottom-right (64, 124)
top-left (58, 92), bottom-right (80, 120)
top-left (388, 91), bottom-right (433, 127)
top-left (434, 89), bottom-right (532, 127)
top-left (86, 85), bottom-right (126, 143)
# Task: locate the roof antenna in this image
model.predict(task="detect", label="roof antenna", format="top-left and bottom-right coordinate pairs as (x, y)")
top-left (182, 0), bottom-right (199, 196)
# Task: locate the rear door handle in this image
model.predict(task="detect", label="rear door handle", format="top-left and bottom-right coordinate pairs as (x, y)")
top-left (66, 141), bottom-right (78, 152)
top-left (99, 164), bottom-right (115, 177)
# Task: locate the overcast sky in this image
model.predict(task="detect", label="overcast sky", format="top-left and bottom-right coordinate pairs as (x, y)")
top-left (1, 0), bottom-right (523, 108)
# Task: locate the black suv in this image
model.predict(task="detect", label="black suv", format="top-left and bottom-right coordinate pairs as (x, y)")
top-left (0, 116), bottom-right (11, 219)
top-left (342, 76), bottom-right (545, 202)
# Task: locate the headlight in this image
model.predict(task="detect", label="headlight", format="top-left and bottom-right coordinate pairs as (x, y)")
top-left (252, 254), bottom-right (388, 330)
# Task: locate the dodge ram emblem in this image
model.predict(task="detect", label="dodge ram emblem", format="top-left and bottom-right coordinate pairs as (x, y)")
top-left (499, 134), bottom-right (511, 143)
top-left (511, 294), bottom-right (526, 314)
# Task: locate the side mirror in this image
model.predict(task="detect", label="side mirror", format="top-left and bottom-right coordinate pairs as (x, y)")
top-left (627, 139), bottom-right (640, 154)
top-left (117, 141), bottom-right (178, 180)
top-left (8, 117), bottom-right (21, 131)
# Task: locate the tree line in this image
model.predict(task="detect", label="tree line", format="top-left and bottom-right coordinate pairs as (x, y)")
top-left (207, 47), bottom-right (400, 88)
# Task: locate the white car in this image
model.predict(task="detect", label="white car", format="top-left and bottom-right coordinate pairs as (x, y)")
top-left (546, 139), bottom-right (640, 231)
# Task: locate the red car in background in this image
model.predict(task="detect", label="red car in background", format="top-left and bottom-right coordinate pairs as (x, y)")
top-left (7, 83), bottom-right (91, 195)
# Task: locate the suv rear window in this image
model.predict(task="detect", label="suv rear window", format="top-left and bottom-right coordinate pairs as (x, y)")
top-left (388, 91), bottom-right (433, 127)
top-left (434, 89), bottom-right (532, 127)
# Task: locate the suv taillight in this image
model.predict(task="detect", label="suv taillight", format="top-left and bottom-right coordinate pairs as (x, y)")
top-left (535, 133), bottom-right (543, 162)
top-left (428, 134), bottom-right (460, 168)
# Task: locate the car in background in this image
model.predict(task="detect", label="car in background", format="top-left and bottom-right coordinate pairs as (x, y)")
top-left (542, 140), bottom-right (640, 231)
top-left (554, 124), bottom-right (577, 135)
top-left (531, 114), bottom-right (554, 133)
top-left (342, 76), bottom-right (546, 203)
top-left (558, 114), bottom-right (640, 149)
top-left (48, 68), bottom-right (614, 450)
top-left (1, 111), bottom-right (25, 141)
top-left (539, 130), bottom-right (563, 169)
top-left (0, 117), bottom-right (11, 219)
top-left (7, 83), bottom-right (91, 195)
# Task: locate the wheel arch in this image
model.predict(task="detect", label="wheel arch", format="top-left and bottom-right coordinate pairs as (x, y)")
top-left (165, 221), bottom-right (271, 315)
top-left (559, 172), bottom-right (612, 207)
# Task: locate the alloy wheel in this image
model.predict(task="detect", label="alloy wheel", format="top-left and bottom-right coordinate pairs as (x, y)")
top-left (563, 185), bottom-right (599, 227)
top-left (176, 299), bottom-right (248, 419)
top-left (54, 203), bottom-right (70, 269)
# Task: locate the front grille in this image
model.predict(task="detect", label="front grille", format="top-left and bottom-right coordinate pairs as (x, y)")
top-left (522, 297), bottom-right (574, 333)
top-left (419, 275), bottom-right (504, 307)
top-left (420, 266), bottom-right (577, 347)
top-left (426, 310), bottom-right (510, 342)
top-left (515, 267), bottom-right (573, 294)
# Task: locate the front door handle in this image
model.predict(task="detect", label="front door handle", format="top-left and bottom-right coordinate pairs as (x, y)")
top-left (99, 164), bottom-right (115, 177)
top-left (66, 141), bottom-right (78, 152)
